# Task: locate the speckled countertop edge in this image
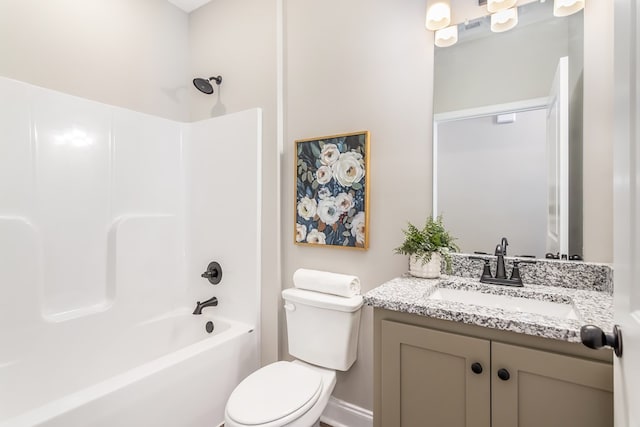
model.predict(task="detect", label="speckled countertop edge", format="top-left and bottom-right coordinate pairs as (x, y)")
top-left (364, 275), bottom-right (613, 343)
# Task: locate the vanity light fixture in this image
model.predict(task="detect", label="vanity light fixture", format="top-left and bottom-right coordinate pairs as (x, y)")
top-left (487, 0), bottom-right (517, 13)
top-left (434, 25), bottom-right (458, 47)
top-left (553, 0), bottom-right (585, 17)
top-left (490, 7), bottom-right (518, 32)
top-left (426, 0), bottom-right (451, 31)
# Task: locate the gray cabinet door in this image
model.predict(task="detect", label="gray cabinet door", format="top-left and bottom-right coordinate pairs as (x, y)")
top-left (380, 320), bottom-right (491, 427)
top-left (491, 341), bottom-right (613, 427)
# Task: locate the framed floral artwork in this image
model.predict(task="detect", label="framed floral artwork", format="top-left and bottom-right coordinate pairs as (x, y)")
top-left (294, 131), bottom-right (370, 249)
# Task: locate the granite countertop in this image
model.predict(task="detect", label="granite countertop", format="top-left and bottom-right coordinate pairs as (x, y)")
top-left (364, 274), bottom-right (614, 343)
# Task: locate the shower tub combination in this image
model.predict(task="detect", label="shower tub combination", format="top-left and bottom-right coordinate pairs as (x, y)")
top-left (0, 77), bottom-right (262, 426)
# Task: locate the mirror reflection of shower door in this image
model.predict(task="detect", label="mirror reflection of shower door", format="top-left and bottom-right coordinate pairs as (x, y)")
top-left (546, 56), bottom-right (569, 256)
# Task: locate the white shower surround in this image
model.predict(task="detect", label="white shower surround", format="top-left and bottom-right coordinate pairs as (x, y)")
top-left (0, 76), bottom-right (262, 426)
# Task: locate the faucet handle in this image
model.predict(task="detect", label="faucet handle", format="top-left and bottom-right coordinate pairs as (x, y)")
top-left (509, 259), bottom-right (536, 282)
top-left (201, 261), bottom-right (223, 285)
top-left (469, 256), bottom-right (493, 280)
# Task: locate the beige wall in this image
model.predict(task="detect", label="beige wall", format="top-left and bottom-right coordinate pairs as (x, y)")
top-left (0, 0), bottom-right (190, 121)
top-left (284, 0), bottom-right (434, 410)
top-left (188, 0), bottom-right (281, 365)
top-left (583, 0), bottom-right (614, 262)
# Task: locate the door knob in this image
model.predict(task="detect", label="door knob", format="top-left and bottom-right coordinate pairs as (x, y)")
top-left (471, 362), bottom-right (483, 374)
top-left (497, 368), bottom-right (510, 381)
top-left (580, 324), bottom-right (623, 357)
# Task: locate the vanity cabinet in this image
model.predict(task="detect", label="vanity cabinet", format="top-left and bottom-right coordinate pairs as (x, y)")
top-left (375, 310), bottom-right (613, 427)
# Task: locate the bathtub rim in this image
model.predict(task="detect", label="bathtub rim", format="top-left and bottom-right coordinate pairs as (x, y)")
top-left (0, 316), bottom-right (255, 427)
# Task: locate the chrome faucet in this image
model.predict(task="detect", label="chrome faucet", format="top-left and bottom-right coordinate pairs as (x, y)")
top-left (193, 296), bottom-right (218, 315)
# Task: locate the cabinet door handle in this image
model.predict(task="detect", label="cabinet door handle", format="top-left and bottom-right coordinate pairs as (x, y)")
top-left (471, 362), bottom-right (483, 374)
top-left (497, 368), bottom-right (510, 381)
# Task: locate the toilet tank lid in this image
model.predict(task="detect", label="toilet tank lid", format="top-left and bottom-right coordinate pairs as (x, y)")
top-left (282, 288), bottom-right (364, 312)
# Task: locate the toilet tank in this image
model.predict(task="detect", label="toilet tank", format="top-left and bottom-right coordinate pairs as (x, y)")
top-left (282, 288), bottom-right (363, 371)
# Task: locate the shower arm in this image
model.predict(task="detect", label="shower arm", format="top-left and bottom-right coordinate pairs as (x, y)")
top-left (208, 76), bottom-right (222, 85)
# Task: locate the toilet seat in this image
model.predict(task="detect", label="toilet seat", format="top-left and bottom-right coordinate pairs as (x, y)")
top-left (225, 361), bottom-right (323, 427)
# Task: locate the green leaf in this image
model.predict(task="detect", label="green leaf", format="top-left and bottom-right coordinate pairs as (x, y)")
top-left (311, 143), bottom-right (321, 158)
top-left (312, 180), bottom-right (319, 190)
top-left (352, 182), bottom-right (362, 190)
top-left (393, 215), bottom-right (458, 272)
top-left (342, 231), bottom-right (351, 237)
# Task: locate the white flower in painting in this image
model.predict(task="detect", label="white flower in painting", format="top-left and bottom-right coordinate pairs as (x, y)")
top-left (351, 211), bottom-right (366, 245)
top-left (306, 229), bottom-right (326, 244)
top-left (296, 224), bottom-right (307, 243)
top-left (317, 197), bottom-right (341, 225)
top-left (320, 143), bottom-right (340, 166)
top-left (316, 165), bottom-right (332, 185)
top-left (335, 192), bottom-right (354, 213)
top-left (332, 151), bottom-right (365, 188)
top-left (297, 196), bottom-right (317, 220)
top-left (318, 187), bottom-right (331, 200)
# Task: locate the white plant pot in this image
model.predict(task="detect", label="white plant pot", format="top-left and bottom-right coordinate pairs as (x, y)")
top-left (409, 253), bottom-right (442, 279)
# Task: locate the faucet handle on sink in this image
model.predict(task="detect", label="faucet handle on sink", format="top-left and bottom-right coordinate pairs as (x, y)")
top-left (469, 256), bottom-right (493, 281)
top-left (510, 259), bottom-right (536, 282)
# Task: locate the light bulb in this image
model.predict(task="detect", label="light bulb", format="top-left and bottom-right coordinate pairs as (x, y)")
top-left (434, 25), bottom-right (458, 47)
top-left (491, 7), bottom-right (518, 33)
top-left (553, 0), bottom-right (585, 17)
top-left (426, 1), bottom-right (451, 31)
top-left (487, 0), bottom-right (517, 13)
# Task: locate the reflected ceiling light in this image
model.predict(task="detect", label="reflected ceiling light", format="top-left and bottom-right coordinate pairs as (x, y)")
top-left (490, 7), bottom-right (518, 32)
top-left (487, 0), bottom-right (517, 13)
top-left (553, 0), bottom-right (585, 17)
top-left (434, 25), bottom-right (458, 47)
top-left (54, 128), bottom-right (94, 148)
top-left (426, 0), bottom-right (451, 31)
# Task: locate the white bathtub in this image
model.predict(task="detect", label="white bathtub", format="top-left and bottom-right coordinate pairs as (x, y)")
top-left (0, 311), bottom-right (258, 427)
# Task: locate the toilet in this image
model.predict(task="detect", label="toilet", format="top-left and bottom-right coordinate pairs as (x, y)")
top-left (224, 287), bottom-right (364, 427)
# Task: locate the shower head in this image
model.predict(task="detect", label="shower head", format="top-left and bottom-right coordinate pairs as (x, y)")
top-left (193, 75), bottom-right (222, 94)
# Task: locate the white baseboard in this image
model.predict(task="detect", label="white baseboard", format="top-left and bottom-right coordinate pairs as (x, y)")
top-left (320, 396), bottom-right (373, 427)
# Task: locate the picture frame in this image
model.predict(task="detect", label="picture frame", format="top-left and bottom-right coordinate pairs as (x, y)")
top-left (294, 130), bottom-right (370, 249)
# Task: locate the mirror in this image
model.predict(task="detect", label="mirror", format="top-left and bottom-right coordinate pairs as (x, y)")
top-left (433, 1), bottom-right (584, 259)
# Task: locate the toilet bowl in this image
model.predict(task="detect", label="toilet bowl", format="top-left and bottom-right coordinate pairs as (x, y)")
top-left (224, 287), bottom-right (363, 427)
top-left (224, 360), bottom-right (336, 427)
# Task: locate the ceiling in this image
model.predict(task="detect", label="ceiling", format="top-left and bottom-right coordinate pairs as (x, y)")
top-left (167, 0), bottom-right (212, 13)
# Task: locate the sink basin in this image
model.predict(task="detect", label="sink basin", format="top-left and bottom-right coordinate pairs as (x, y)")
top-left (428, 288), bottom-right (580, 320)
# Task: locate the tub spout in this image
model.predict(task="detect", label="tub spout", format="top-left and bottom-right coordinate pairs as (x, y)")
top-left (193, 296), bottom-right (218, 315)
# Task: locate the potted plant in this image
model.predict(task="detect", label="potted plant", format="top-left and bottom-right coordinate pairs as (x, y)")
top-left (394, 215), bottom-right (459, 278)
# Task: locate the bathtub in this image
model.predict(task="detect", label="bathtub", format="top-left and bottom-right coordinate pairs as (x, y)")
top-left (0, 311), bottom-right (258, 427)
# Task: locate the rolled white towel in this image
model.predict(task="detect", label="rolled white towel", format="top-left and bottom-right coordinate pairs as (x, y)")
top-left (292, 268), bottom-right (361, 297)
